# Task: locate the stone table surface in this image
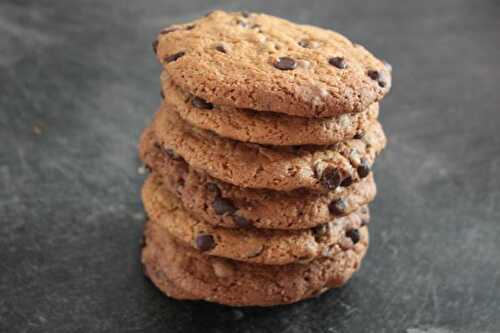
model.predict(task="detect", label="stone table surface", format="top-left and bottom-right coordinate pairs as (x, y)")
top-left (1, 0), bottom-right (499, 332)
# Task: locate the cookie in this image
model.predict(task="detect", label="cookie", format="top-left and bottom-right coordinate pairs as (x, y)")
top-left (142, 220), bottom-right (368, 306)
top-left (152, 103), bottom-right (386, 192)
top-left (139, 127), bottom-right (376, 230)
top-left (144, 268), bottom-right (199, 301)
top-left (143, 174), bottom-right (368, 265)
top-left (161, 73), bottom-right (380, 145)
top-left (154, 10), bottom-right (391, 118)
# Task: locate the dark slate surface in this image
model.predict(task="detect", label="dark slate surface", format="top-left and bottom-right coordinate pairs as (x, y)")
top-left (1, 0), bottom-right (499, 332)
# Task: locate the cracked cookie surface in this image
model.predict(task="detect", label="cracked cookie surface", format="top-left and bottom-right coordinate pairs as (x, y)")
top-left (142, 220), bottom-right (368, 306)
top-left (151, 103), bottom-right (386, 192)
top-left (154, 10), bottom-right (391, 117)
top-left (143, 173), bottom-right (368, 265)
top-left (162, 73), bottom-right (380, 145)
top-left (139, 127), bottom-right (376, 230)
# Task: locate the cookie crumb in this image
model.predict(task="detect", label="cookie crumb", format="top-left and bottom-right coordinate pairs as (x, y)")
top-left (137, 165), bottom-right (147, 175)
top-left (33, 124), bottom-right (43, 136)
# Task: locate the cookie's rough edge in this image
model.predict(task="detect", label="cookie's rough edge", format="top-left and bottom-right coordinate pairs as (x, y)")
top-left (142, 174), bottom-right (368, 265)
top-left (139, 127), bottom-right (377, 230)
top-left (162, 74), bottom-right (380, 146)
top-left (152, 103), bottom-right (386, 191)
top-left (142, 220), bottom-right (369, 306)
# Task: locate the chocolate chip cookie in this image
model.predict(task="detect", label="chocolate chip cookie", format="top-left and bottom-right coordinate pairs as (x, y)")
top-left (154, 10), bottom-right (391, 117)
top-left (151, 103), bottom-right (386, 191)
top-left (143, 174), bottom-right (368, 265)
top-left (161, 72), bottom-right (380, 145)
top-left (142, 220), bottom-right (369, 306)
top-left (139, 127), bottom-right (376, 230)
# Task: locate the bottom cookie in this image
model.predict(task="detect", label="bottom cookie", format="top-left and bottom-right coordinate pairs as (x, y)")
top-left (142, 220), bottom-right (369, 307)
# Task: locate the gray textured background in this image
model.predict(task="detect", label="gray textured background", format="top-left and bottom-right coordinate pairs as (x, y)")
top-left (1, 0), bottom-right (499, 332)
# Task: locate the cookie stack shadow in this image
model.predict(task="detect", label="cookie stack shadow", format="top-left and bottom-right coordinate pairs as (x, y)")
top-left (140, 11), bottom-right (391, 306)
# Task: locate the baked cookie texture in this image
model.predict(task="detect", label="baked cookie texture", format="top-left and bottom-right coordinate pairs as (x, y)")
top-left (154, 10), bottom-right (391, 118)
top-left (142, 173), bottom-right (368, 265)
top-left (162, 73), bottom-right (380, 146)
top-left (142, 220), bottom-right (368, 306)
top-left (152, 103), bottom-right (386, 191)
top-left (139, 10), bottom-right (391, 306)
top-left (139, 128), bottom-right (376, 230)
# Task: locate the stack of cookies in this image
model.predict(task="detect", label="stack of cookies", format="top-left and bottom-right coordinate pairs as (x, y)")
top-left (140, 11), bottom-right (391, 306)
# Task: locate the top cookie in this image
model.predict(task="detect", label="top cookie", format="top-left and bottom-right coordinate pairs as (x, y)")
top-left (154, 10), bottom-right (391, 118)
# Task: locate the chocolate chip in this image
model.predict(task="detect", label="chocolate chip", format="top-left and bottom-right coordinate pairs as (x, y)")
top-left (329, 198), bottom-right (347, 215)
top-left (191, 96), bottom-right (213, 109)
top-left (353, 132), bottom-right (364, 140)
top-left (367, 70), bottom-right (380, 80)
top-left (357, 158), bottom-right (371, 178)
top-left (152, 40), bottom-right (159, 54)
top-left (164, 51), bottom-right (185, 63)
top-left (312, 224), bottom-right (329, 241)
top-left (329, 57), bottom-right (347, 69)
top-left (346, 229), bottom-right (360, 244)
top-left (160, 26), bottom-right (180, 34)
top-left (206, 182), bottom-right (221, 196)
top-left (320, 167), bottom-right (342, 190)
top-left (212, 197), bottom-right (237, 215)
top-left (274, 57), bottom-right (297, 70)
top-left (233, 215), bottom-right (252, 228)
top-left (185, 24), bottom-right (195, 30)
top-left (340, 176), bottom-right (353, 187)
top-left (195, 234), bottom-right (216, 251)
top-left (145, 165), bottom-right (152, 173)
top-left (241, 11), bottom-right (251, 18)
top-left (215, 45), bottom-right (227, 53)
top-left (367, 69), bottom-right (386, 87)
top-left (298, 39), bottom-right (319, 49)
top-left (164, 148), bottom-right (181, 160)
top-left (160, 90), bottom-right (165, 99)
